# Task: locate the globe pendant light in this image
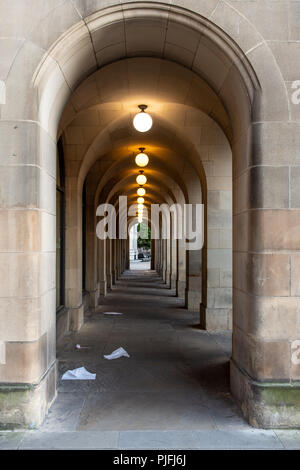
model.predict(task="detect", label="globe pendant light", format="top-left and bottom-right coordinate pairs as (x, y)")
top-left (133, 105), bottom-right (153, 133)
top-left (136, 170), bottom-right (147, 186)
top-left (138, 215), bottom-right (143, 223)
top-left (137, 187), bottom-right (146, 197)
top-left (135, 147), bottom-right (149, 167)
top-left (137, 197), bottom-right (144, 204)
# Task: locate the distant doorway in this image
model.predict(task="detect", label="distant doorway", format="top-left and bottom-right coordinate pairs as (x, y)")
top-left (129, 223), bottom-right (151, 270)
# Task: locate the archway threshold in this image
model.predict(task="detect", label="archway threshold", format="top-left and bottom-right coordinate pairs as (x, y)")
top-left (1, 273), bottom-right (295, 450)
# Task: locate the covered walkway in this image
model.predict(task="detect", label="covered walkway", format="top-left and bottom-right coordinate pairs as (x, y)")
top-left (53, 268), bottom-right (236, 432)
top-left (0, 268), bottom-right (298, 448)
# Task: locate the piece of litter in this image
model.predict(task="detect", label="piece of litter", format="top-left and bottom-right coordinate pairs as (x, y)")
top-left (61, 367), bottom-right (96, 380)
top-left (76, 344), bottom-right (91, 350)
top-left (104, 347), bottom-right (130, 360)
top-left (103, 312), bottom-right (123, 315)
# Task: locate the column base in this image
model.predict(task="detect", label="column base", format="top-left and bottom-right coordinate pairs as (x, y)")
top-left (99, 280), bottom-right (107, 297)
top-left (231, 359), bottom-right (300, 428)
top-left (106, 273), bottom-right (112, 290)
top-left (171, 275), bottom-right (177, 290)
top-left (69, 304), bottom-right (84, 332)
top-left (185, 289), bottom-right (201, 312)
top-left (176, 280), bottom-right (186, 298)
top-left (89, 289), bottom-right (99, 309)
top-left (0, 360), bottom-right (57, 430)
top-left (200, 305), bottom-right (232, 330)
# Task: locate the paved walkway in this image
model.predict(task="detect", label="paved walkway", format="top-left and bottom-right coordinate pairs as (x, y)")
top-left (1, 270), bottom-right (300, 449)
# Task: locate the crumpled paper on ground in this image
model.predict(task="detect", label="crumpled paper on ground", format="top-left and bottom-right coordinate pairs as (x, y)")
top-left (61, 367), bottom-right (96, 380)
top-left (104, 347), bottom-right (130, 360)
top-left (103, 312), bottom-right (123, 315)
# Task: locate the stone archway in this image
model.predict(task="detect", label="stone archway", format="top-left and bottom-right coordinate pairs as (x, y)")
top-left (0, 2), bottom-right (299, 430)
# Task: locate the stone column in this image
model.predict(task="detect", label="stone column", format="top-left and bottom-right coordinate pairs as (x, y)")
top-left (98, 238), bottom-right (107, 297)
top-left (185, 249), bottom-right (202, 311)
top-left (106, 237), bottom-right (112, 290)
top-left (165, 238), bottom-right (171, 287)
top-left (65, 172), bottom-right (84, 331)
top-left (230, 109), bottom-right (300, 427)
top-left (154, 239), bottom-right (160, 273)
top-left (151, 238), bottom-right (155, 270)
top-left (0, 122), bottom-right (57, 428)
top-left (111, 238), bottom-right (116, 285)
top-left (85, 197), bottom-right (98, 308)
top-left (125, 237), bottom-right (130, 270)
top-left (176, 238), bottom-right (186, 298)
top-left (170, 220), bottom-right (177, 289)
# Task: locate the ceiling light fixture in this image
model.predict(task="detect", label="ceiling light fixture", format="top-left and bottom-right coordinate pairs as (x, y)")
top-left (137, 187), bottom-right (146, 197)
top-left (136, 170), bottom-right (147, 186)
top-left (133, 105), bottom-right (153, 133)
top-left (135, 147), bottom-right (149, 167)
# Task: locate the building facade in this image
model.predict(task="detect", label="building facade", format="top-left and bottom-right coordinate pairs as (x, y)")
top-left (0, 0), bottom-right (300, 429)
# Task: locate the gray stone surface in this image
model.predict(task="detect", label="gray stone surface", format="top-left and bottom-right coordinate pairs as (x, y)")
top-left (0, 270), bottom-right (297, 449)
top-left (275, 430), bottom-right (300, 450)
top-left (19, 431), bottom-right (119, 450)
top-left (0, 432), bottom-right (25, 450)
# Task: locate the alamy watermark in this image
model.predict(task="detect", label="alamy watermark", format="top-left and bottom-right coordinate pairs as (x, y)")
top-left (96, 196), bottom-right (204, 250)
top-left (291, 80), bottom-right (300, 105)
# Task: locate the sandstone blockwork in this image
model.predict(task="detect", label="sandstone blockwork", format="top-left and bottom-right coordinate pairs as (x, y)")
top-left (0, 0), bottom-right (299, 429)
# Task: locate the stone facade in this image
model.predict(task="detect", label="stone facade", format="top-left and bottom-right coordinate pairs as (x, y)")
top-left (0, 0), bottom-right (299, 429)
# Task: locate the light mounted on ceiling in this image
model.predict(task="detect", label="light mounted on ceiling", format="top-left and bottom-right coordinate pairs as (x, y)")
top-left (137, 197), bottom-right (145, 204)
top-left (137, 187), bottom-right (146, 197)
top-left (136, 170), bottom-right (147, 186)
top-left (133, 105), bottom-right (153, 133)
top-left (135, 147), bottom-right (149, 167)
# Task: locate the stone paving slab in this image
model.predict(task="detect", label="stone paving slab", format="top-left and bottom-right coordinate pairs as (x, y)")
top-left (118, 429), bottom-right (284, 450)
top-left (18, 431), bottom-right (119, 450)
top-left (0, 432), bottom-right (25, 450)
top-left (0, 429), bottom-right (295, 450)
top-left (274, 430), bottom-right (300, 449)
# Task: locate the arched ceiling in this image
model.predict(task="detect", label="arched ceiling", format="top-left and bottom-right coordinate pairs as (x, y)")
top-left (60, 57), bottom-right (232, 225)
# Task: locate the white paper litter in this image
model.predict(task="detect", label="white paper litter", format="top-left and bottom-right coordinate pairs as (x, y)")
top-left (76, 344), bottom-right (91, 350)
top-left (104, 347), bottom-right (130, 360)
top-left (61, 367), bottom-right (96, 380)
top-left (103, 312), bottom-right (123, 315)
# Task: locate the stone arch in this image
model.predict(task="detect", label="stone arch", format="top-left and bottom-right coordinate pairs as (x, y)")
top-left (2, 1), bottom-right (298, 431)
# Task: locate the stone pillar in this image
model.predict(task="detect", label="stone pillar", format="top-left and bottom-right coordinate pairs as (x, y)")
top-left (0, 122), bottom-right (57, 428)
top-left (162, 239), bottom-right (167, 283)
top-left (200, 143), bottom-right (233, 330)
top-left (185, 249), bottom-right (202, 311)
top-left (98, 238), bottom-right (107, 297)
top-left (156, 239), bottom-right (161, 273)
top-left (151, 238), bottom-right (155, 270)
top-left (170, 220), bottom-right (177, 289)
top-left (230, 119), bottom-right (300, 427)
top-left (125, 237), bottom-right (130, 270)
top-left (85, 197), bottom-right (98, 308)
top-left (165, 238), bottom-right (171, 287)
top-left (116, 239), bottom-right (122, 279)
top-left (111, 239), bottom-right (116, 285)
top-left (106, 237), bottom-right (112, 290)
top-left (65, 173), bottom-right (84, 331)
top-left (176, 238), bottom-right (186, 298)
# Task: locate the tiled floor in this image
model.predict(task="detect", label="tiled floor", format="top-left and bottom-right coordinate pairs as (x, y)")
top-left (1, 270), bottom-right (300, 450)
